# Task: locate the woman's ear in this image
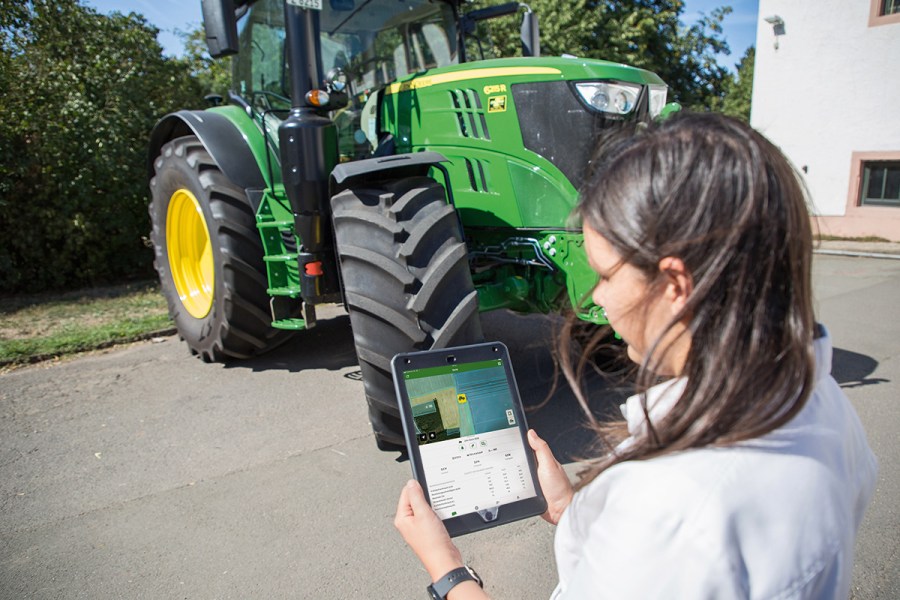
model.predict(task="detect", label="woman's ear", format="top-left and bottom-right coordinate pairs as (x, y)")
top-left (658, 257), bottom-right (693, 315)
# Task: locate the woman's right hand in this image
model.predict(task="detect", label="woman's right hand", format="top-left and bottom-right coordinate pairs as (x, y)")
top-left (528, 429), bottom-right (574, 525)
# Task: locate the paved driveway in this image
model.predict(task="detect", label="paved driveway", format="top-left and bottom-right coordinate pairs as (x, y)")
top-left (1, 255), bottom-right (897, 599)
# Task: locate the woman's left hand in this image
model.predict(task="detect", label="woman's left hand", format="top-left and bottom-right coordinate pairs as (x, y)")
top-left (395, 479), bottom-right (465, 580)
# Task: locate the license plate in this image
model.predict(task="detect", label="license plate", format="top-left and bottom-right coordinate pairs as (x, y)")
top-left (287, 0), bottom-right (323, 10)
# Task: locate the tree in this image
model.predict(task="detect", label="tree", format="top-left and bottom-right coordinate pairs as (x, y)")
top-left (178, 25), bottom-right (232, 99)
top-left (0, 0), bottom-right (204, 292)
top-left (712, 45), bottom-right (754, 121)
top-left (466, 0), bottom-right (732, 110)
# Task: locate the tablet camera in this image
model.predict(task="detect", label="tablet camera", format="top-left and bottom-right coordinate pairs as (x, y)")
top-left (477, 508), bottom-right (497, 522)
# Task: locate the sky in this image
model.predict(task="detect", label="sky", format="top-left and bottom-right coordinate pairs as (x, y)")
top-left (83, 0), bottom-right (760, 71)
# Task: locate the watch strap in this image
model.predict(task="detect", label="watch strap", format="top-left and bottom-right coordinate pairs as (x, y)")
top-left (427, 566), bottom-right (481, 599)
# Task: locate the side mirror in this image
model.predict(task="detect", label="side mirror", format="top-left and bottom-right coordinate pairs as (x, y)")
top-left (201, 0), bottom-right (239, 58)
top-left (520, 7), bottom-right (540, 57)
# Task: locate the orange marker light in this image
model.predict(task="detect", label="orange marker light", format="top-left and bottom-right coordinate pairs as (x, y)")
top-left (305, 261), bottom-right (324, 276)
top-left (305, 90), bottom-right (330, 107)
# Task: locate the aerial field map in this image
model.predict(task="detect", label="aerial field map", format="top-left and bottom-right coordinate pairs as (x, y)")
top-left (404, 360), bottom-right (517, 445)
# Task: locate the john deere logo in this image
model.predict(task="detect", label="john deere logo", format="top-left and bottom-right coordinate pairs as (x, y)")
top-left (488, 95), bottom-right (507, 113)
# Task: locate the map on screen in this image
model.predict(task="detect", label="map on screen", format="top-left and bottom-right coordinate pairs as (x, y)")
top-left (403, 359), bottom-right (517, 445)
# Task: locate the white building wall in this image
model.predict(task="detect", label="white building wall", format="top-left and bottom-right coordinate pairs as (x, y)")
top-left (751, 0), bottom-right (900, 239)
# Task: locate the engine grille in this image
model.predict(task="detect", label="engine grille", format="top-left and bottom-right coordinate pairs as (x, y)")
top-left (511, 81), bottom-right (636, 191)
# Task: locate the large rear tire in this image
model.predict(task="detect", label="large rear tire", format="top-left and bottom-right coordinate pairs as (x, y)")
top-left (332, 177), bottom-right (483, 451)
top-left (149, 135), bottom-right (291, 362)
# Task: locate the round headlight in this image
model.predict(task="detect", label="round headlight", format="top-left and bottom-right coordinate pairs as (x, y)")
top-left (614, 90), bottom-right (632, 113)
top-left (591, 89), bottom-right (610, 111)
top-left (575, 81), bottom-right (642, 116)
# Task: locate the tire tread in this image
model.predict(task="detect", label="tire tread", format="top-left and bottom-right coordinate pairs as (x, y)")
top-left (149, 135), bottom-right (291, 361)
top-left (332, 177), bottom-right (482, 450)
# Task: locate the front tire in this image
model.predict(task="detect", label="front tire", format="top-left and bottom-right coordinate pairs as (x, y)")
top-left (332, 177), bottom-right (483, 450)
top-left (149, 135), bottom-right (290, 362)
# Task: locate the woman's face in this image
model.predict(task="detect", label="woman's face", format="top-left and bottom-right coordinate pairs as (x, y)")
top-left (583, 223), bottom-right (687, 375)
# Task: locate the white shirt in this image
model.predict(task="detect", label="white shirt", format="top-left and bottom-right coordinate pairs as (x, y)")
top-left (551, 329), bottom-right (877, 599)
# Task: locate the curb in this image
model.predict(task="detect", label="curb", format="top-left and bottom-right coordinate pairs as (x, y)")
top-left (0, 327), bottom-right (178, 369)
top-left (814, 249), bottom-right (900, 261)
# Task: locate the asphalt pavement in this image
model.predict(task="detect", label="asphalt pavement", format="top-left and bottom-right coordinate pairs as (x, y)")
top-left (1, 254), bottom-right (898, 599)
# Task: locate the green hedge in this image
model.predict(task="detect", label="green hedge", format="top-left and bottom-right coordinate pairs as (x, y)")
top-left (0, 0), bottom-right (204, 293)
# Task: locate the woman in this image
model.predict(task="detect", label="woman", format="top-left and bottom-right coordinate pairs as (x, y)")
top-left (395, 113), bottom-right (877, 599)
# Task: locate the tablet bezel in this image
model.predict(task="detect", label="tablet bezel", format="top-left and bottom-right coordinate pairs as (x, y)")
top-left (391, 342), bottom-right (547, 537)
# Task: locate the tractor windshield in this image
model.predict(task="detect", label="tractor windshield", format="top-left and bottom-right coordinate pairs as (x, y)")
top-left (322, 0), bottom-right (459, 91)
top-left (234, 0), bottom-right (459, 110)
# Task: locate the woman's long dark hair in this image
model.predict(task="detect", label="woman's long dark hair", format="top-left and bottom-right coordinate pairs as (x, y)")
top-left (567, 112), bottom-right (816, 489)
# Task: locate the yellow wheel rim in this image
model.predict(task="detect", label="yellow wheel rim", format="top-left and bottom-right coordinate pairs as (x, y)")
top-left (166, 188), bottom-right (214, 319)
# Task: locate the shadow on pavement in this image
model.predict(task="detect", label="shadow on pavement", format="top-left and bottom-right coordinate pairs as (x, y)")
top-left (221, 307), bottom-right (630, 463)
top-left (225, 313), bottom-right (358, 373)
top-left (483, 310), bottom-right (632, 465)
top-left (523, 372), bottom-right (630, 465)
top-left (832, 347), bottom-right (889, 389)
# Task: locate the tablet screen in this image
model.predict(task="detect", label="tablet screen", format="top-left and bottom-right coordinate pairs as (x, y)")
top-left (399, 357), bottom-right (538, 520)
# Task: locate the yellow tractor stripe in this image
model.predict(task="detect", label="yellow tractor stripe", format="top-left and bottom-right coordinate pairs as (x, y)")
top-left (384, 66), bottom-right (562, 95)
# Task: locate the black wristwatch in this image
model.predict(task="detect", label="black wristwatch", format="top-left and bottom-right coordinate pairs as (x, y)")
top-left (427, 565), bottom-right (483, 599)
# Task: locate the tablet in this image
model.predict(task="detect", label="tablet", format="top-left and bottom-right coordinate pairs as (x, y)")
top-left (391, 342), bottom-right (547, 537)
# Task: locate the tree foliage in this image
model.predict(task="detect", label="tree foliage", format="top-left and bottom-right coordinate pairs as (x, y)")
top-left (0, 0), bottom-right (203, 293)
top-left (467, 0), bottom-right (733, 110)
top-left (178, 25), bottom-right (232, 99)
top-left (0, 1), bottom-right (747, 294)
top-left (711, 45), bottom-right (754, 121)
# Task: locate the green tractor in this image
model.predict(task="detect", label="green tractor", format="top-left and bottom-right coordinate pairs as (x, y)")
top-left (148, 0), bottom-right (675, 451)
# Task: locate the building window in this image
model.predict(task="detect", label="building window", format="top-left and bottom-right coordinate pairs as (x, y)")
top-left (860, 161), bottom-right (900, 207)
top-left (870, 0), bottom-right (900, 25)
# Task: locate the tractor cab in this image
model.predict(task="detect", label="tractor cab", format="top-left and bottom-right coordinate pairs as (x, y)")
top-left (209, 0), bottom-right (533, 161)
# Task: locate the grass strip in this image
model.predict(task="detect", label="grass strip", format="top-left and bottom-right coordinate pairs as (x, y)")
top-left (0, 281), bottom-right (173, 367)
